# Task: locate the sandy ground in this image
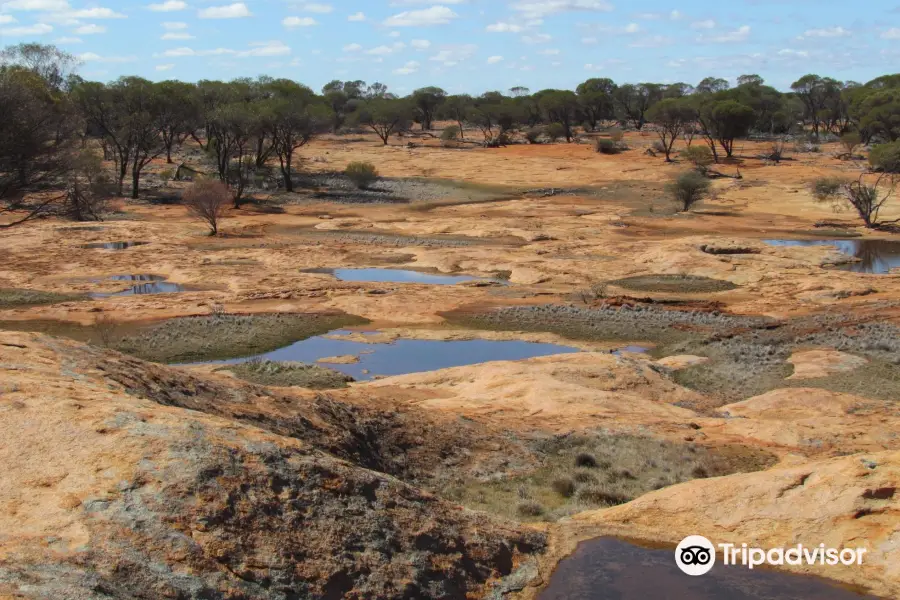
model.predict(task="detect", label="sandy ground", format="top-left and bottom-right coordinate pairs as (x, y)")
top-left (2, 130), bottom-right (899, 598)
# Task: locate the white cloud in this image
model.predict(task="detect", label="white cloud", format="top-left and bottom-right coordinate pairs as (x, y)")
top-left (162, 31), bottom-right (194, 39)
top-left (670, 10), bottom-right (681, 20)
top-left (162, 21), bottom-right (187, 29)
top-left (801, 26), bottom-right (850, 38)
top-left (388, 30), bottom-right (400, 37)
top-left (79, 52), bottom-right (137, 63)
top-left (581, 36), bottom-right (597, 44)
top-left (0, 22), bottom-right (52, 34)
top-left (539, 48), bottom-right (560, 55)
top-left (697, 25), bottom-right (750, 43)
top-left (690, 19), bottom-right (715, 30)
top-left (487, 55), bottom-right (503, 63)
top-left (521, 32), bottom-right (551, 43)
top-left (366, 42), bottom-right (405, 55)
top-left (624, 22), bottom-right (640, 33)
top-left (882, 28), bottom-right (900, 39)
top-left (511, 0), bottom-right (613, 19)
top-left (198, 2), bottom-right (250, 18)
top-left (74, 23), bottom-right (105, 34)
top-left (486, 22), bottom-right (523, 32)
top-left (343, 42), bottom-right (362, 51)
top-left (156, 63), bottom-right (174, 71)
top-left (628, 35), bottom-right (672, 48)
top-left (411, 38), bottom-right (430, 49)
top-left (347, 11), bottom-right (365, 21)
top-left (63, 7), bottom-right (125, 18)
top-left (383, 5), bottom-right (457, 26)
top-left (778, 48), bottom-right (809, 57)
top-left (390, 0), bottom-right (467, 3)
top-left (301, 2), bottom-right (332, 13)
top-left (160, 41), bottom-right (290, 58)
top-left (54, 35), bottom-right (81, 42)
top-left (393, 60), bottom-right (419, 74)
top-left (0, 14), bottom-right (16, 23)
top-left (428, 43), bottom-right (476, 65)
top-left (283, 16), bottom-right (316, 27)
top-left (0, 0), bottom-right (68, 10)
top-left (148, 0), bottom-right (187, 11)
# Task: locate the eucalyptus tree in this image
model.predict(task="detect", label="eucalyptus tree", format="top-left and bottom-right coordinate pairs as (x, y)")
top-left (353, 97), bottom-right (413, 144)
top-left (411, 86), bottom-right (446, 130)
top-left (576, 78), bottom-right (616, 131)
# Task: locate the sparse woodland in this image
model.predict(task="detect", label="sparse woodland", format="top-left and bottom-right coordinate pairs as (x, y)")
top-left (2, 42), bottom-right (900, 229)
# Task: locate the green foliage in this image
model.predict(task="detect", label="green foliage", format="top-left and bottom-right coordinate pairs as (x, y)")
top-left (701, 99), bottom-right (755, 158)
top-left (345, 161), bottom-right (379, 189)
top-left (595, 138), bottom-right (620, 154)
top-left (608, 127), bottom-right (624, 143)
top-left (869, 141), bottom-right (900, 173)
top-left (440, 125), bottom-right (460, 142)
top-left (811, 177), bottom-right (845, 200)
top-left (545, 122), bottom-right (566, 142)
top-left (681, 145), bottom-right (714, 171)
top-left (667, 170), bottom-right (711, 211)
top-left (525, 127), bottom-right (543, 144)
top-left (840, 131), bottom-right (862, 155)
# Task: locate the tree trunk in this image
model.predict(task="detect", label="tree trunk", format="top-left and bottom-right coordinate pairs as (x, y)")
top-left (282, 149), bottom-right (294, 192)
top-left (131, 168), bottom-right (140, 200)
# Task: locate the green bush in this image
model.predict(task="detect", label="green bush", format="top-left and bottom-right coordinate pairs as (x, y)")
top-left (840, 131), bottom-right (862, 156)
top-left (811, 177), bottom-right (845, 200)
top-left (516, 500), bottom-right (545, 517)
top-left (525, 127), bottom-right (543, 144)
top-left (595, 138), bottom-right (619, 155)
top-left (869, 141), bottom-right (900, 173)
top-left (545, 122), bottom-right (566, 142)
top-left (680, 145), bottom-right (714, 171)
top-left (551, 477), bottom-right (576, 498)
top-left (440, 125), bottom-right (460, 142)
top-left (344, 161), bottom-right (379, 189)
top-left (666, 170), bottom-right (711, 212)
top-left (608, 127), bottom-right (624, 143)
top-left (575, 452), bottom-right (598, 468)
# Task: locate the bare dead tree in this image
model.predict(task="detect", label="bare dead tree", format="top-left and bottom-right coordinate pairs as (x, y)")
top-left (844, 173), bottom-right (897, 228)
top-left (183, 179), bottom-right (230, 235)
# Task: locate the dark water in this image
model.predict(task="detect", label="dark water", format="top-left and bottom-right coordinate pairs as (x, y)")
top-left (764, 239), bottom-right (900, 274)
top-left (82, 241), bottom-right (149, 250)
top-left (538, 537), bottom-right (878, 600)
top-left (199, 330), bottom-right (581, 379)
top-left (327, 268), bottom-right (490, 285)
top-left (91, 275), bottom-right (184, 297)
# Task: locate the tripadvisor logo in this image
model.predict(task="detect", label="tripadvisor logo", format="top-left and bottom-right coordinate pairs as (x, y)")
top-left (675, 535), bottom-right (867, 576)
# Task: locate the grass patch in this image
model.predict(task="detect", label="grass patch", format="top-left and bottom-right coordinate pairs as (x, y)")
top-left (219, 358), bottom-right (354, 389)
top-left (0, 288), bottom-right (89, 309)
top-left (609, 275), bottom-right (738, 294)
top-left (439, 431), bottom-right (774, 523)
top-left (0, 312), bottom-right (367, 364)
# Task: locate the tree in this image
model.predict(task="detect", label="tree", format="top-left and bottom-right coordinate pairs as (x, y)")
top-left (441, 95), bottom-right (472, 140)
top-left (613, 83), bottom-right (661, 130)
top-left (576, 78), bottom-right (616, 131)
top-left (184, 179), bottom-right (229, 235)
top-left (854, 88), bottom-right (900, 143)
top-left (701, 100), bottom-right (755, 159)
top-left (0, 43), bottom-right (79, 92)
top-left (737, 74), bottom-right (764, 87)
top-left (353, 98), bottom-right (412, 145)
top-left (208, 102), bottom-right (258, 207)
top-left (646, 98), bottom-right (694, 161)
top-left (696, 77), bottom-right (729, 95)
top-left (791, 74), bottom-right (838, 139)
top-left (814, 173), bottom-right (897, 229)
top-left (538, 90), bottom-right (580, 141)
top-left (63, 150), bottom-right (113, 221)
top-left (156, 80), bottom-right (198, 163)
top-left (266, 81), bottom-right (331, 192)
top-left (411, 86), bottom-right (446, 130)
top-left (0, 63), bottom-right (80, 226)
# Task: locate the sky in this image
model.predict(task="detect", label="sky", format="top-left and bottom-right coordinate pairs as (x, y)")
top-left (1, 0), bottom-right (898, 95)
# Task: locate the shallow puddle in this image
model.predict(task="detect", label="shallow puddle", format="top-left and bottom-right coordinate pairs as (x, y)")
top-left (91, 275), bottom-right (184, 297)
top-left (82, 241), bottom-right (149, 250)
top-left (201, 330), bottom-right (581, 379)
top-left (538, 537), bottom-right (878, 600)
top-left (312, 268), bottom-right (495, 285)
top-left (764, 239), bottom-right (900, 274)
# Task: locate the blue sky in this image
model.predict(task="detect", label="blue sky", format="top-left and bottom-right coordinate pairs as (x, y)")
top-left (1, 0), bottom-right (898, 94)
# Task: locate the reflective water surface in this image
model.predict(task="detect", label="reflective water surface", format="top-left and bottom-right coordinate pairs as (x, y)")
top-left (764, 239), bottom-right (900, 274)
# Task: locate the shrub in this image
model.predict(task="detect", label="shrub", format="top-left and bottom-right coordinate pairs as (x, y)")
top-left (608, 127), bottom-right (624, 143)
top-left (651, 140), bottom-right (667, 154)
top-left (551, 477), bottom-right (576, 498)
top-left (183, 179), bottom-right (230, 235)
top-left (575, 452), bottom-right (598, 468)
top-left (440, 125), bottom-right (460, 142)
top-left (869, 141), bottom-right (900, 173)
top-left (572, 470), bottom-right (598, 484)
top-left (840, 131), bottom-right (862, 156)
top-left (811, 177), bottom-right (845, 201)
top-left (577, 485), bottom-right (630, 506)
top-left (595, 138), bottom-right (619, 155)
top-left (667, 170), bottom-right (711, 212)
top-left (516, 500), bottom-right (545, 517)
top-left (345, 161), bottom-right (379, 189)
top-left (681, 145), bottom-right (714, 172)
top-left (525, 127), bottom-right (543, 144)
top-left (545, 122), bottom-right (566, 142)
